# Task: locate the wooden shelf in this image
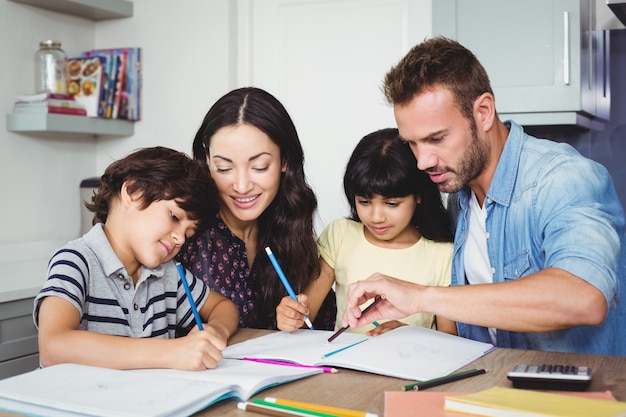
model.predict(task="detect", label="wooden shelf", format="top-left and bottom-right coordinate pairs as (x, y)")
top-left (8, 0), bottom-right (132, 20)
top-left (6, 113), bottom-right (134, 136)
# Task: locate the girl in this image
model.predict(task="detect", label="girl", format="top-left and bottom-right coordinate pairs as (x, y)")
top-left (179, 87), bottom-right (336, 330)
top-left (277, 128), bottom-right (456, 335)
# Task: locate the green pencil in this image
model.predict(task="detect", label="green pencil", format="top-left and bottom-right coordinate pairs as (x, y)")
top-left (401, 368), bottom-right (486, 391)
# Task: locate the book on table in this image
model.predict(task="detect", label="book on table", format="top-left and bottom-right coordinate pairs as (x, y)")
top-left (385, 390), bottom-right (620, 417)
top-left (443, 386), bottom-right (626, 417)
top-left (0, 358), bottom-right (321, 417)
top-left (223, 325), bottom-right (495, 381)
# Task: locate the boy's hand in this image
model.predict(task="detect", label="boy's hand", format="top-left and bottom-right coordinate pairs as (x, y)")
top-left (173, 326), bottom-right (228, 370)
top-left (276, 294), bottom-right (309, 332)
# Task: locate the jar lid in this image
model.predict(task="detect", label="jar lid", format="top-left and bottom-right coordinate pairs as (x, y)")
top-left (39, 40), bottom-right (62, 47)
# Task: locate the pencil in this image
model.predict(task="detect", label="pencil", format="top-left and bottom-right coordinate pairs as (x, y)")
top-left (263, 397), bottom-right (379, 417)
top-left (176, 262), bottom-right (204, 331)
top-left (401, 368), bottom-right (487, 391)
top-left (238, 400), bottom-right (336, 417)
top-left (265, 247), bottom-right (314, 330)
top-left (327, 296), bottom-right (384, 342)
top-left (242, 357), bottom-right (338, 373)
top-left (321, 339), bottom-right (367, 359)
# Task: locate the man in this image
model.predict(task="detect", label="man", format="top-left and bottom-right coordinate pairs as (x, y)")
top-left (342, 37), bottom-right (625, 355)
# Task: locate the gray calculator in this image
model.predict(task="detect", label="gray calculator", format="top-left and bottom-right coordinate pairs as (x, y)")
top-left (507, 364), bottom-right (592, 391)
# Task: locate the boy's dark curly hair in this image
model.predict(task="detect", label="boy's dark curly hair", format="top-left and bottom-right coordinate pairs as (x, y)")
top-left (85, 146), bottom-right (218, 233)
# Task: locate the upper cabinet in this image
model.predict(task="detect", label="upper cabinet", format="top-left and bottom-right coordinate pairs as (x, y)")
top-left (433, 0), bottom-right (609, 128)
top-left (7, 0), bottom-right (132, 20)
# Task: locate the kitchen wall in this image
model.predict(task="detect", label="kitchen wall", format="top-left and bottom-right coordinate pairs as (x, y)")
top-left (0, 0), bottom-right (234, 286)
top-left (1, 0), bottom-right (625, 288)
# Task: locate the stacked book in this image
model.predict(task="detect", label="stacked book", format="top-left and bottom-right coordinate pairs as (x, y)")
top-left (67, 47), bottom-right (141, 120)
top-left (13, 93), bottom-right (87, 116)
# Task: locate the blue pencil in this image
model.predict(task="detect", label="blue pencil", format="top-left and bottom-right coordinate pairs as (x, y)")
top-left (321, 339), bottom-right (367, 358)
top-left (265, 247), bottom-right (314, 330)
top-left (176, 262), bottom-right (204, 331)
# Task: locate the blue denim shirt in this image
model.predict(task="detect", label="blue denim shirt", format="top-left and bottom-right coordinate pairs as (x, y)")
top-left (451, 121), bottom-right (625, 355)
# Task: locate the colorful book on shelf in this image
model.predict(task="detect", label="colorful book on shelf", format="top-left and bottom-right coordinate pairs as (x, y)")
top-left (12, 105), bottom-right (87, 116)
top-left (443, 387), bottom-right (626, 417)
top-left (224, 326), bottom-right (495, 381)
top-left (66, 56), bottom-right (105, 117)
top-left (14, 92), bottom-right (75, 103)
top-left (82, 47), bottom-right (141, 120)
top-left (385, 390), bottom-right (619, 417)
top-left (0, 359), bottom-right (321, 417)
top-left (14, 99), bottom-right (85, 109)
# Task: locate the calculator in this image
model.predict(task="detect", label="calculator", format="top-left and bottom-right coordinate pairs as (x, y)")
top-left (507, 364), bottom-right (592, 391)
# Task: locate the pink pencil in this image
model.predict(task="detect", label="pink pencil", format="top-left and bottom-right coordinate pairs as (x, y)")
top-left (242, 357), bottom-right (338, 373)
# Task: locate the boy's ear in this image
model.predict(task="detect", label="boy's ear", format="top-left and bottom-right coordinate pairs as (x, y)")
top-left (120, 181), bottom-right (137, 208)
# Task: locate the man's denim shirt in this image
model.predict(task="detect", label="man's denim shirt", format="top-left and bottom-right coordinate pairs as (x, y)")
top-left (451, 121), bottom-right (626, 355)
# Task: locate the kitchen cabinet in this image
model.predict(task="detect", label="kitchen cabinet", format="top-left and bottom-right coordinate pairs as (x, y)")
top-left (0, 297), bottom-right (39, 379)
top-left (433, 0), bottom-right (609, 128)
top-left (6, 0), bottom-right (135, 137)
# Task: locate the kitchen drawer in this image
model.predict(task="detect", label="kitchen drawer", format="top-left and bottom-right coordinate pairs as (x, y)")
top-left (0, 353), bottom-right (39, 379)
top-left (0, 297), bottom-right (38, 363)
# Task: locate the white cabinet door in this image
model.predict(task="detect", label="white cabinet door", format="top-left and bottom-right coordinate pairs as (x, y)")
top-left (433, 0), bottom-right (607, 127)
top-left (239, 0), bottom-right (430, 231)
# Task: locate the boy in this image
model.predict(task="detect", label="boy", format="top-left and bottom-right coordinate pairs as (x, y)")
top-left (34, 146), bottom-right (239, 370)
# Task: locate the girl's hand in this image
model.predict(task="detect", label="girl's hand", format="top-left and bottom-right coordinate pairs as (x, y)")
top-left (276, 294), bottom-right (310, 332)
top-left (366, 320), bottom-right (407, 336)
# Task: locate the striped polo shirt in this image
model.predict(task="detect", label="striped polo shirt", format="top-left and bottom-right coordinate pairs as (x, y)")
top-left (34, 223), bottom-right (209, 338)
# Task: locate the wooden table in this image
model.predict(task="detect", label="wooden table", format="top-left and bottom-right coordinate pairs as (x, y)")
top-left (192, 328), bottom-right (626, 416)
top-left (0, 328), bottom-right (623, 417)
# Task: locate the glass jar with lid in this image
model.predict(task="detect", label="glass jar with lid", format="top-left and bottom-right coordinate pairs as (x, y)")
top-left (34, 40), bottom-right (67, 94)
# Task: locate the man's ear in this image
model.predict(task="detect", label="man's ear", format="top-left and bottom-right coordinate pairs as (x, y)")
top-left (474, 92), bottom-right (496, 132)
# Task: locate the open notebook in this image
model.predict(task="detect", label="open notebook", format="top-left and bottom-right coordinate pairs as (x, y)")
top-left (224, 326), bottom-right (495, 381)
top-left (0, 359), bottom-right (321, 417)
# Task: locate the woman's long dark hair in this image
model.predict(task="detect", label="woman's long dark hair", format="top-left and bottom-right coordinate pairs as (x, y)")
top-left (343, 128), bottom-right (453, 242)
top-left (192, 87), bottom-right (320, 327)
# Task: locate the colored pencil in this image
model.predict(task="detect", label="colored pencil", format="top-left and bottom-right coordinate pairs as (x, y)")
top-left (401, 368), bottom-right (487, 391)
top-left (176, 262), bottom-right (203, 330)
top-left (242, 357), bottom-right (337, 373)
top-left (327, 296), bottom-right (384, 342)
top-left (263, 397), bottom-right (379, 417)
top-left (265, 247), bottom-right (314, 330)
top-left (321, 339), bottom-right (367, 359)
top-left (238, 400), bottom-right (335, 417)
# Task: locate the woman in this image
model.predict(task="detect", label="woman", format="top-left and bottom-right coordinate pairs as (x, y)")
top-left (179, 87), bottom-right (336, 329)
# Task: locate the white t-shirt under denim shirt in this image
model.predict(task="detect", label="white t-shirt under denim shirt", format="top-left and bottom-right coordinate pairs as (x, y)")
top-left (451, 120), bottom-right (625, 355)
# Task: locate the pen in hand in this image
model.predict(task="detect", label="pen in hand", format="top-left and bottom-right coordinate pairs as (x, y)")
top-left (327, 295), bottom-right (385, 342)
top-left (265, 246), bottom-right (314, 330)
top-left (176, 262), bottom-right (204, 331)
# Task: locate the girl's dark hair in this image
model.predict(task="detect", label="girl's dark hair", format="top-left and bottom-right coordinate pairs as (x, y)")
top-left (86, 146), bottom-right (218, 233)
top-left (343, 128), bottom-right (453, 242)
top-left (192, 87), bottom-right (320, 327)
